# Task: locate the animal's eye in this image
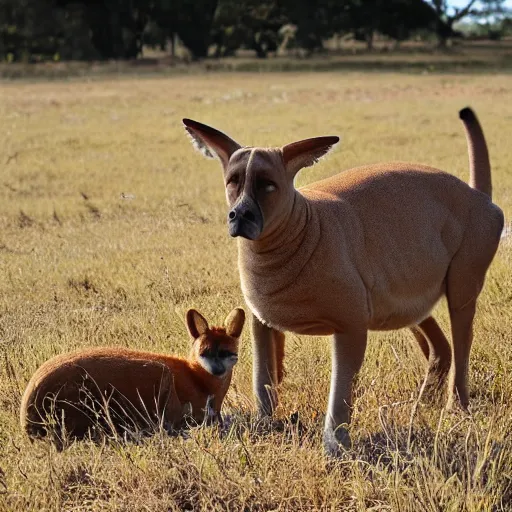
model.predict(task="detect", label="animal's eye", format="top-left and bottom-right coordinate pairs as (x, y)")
top-left (257, 179), bottom-right (276, 193)
top-left (218, 350), bottom-right (236, 358)
top-left (227, 174), bottom-right (239, 187)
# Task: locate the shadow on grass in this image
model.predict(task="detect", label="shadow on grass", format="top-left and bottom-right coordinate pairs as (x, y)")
top-left (223, 408), bottom-right (510, 500)
top-left (29, 402), bottom-right (512, 493)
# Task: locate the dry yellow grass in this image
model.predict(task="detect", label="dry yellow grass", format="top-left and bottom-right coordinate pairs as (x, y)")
top-left (0, 71), bottom-right (511, 511)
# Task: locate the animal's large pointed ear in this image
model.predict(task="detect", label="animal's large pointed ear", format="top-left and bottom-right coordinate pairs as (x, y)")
top-left (186, 309), bottom-right (209, 339)
top-left (182, 119), bottom-right (241, 169)
top-left (224, 308), bottom-right (245, 338)
top-left (282, 136), bottom-right (339, 177)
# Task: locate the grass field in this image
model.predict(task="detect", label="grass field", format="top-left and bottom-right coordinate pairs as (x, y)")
top-left (1, 70), bottom-right (511, 511)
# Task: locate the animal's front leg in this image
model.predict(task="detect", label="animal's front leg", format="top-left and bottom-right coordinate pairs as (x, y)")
top-left (324, 330), bottom-right (367, 457)
top-left (252, 315), bottom-right (280, 416)
top-left (203, 395), bottom-right (219, 426)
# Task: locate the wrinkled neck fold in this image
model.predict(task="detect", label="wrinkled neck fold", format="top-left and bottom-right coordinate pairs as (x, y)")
top-left (244, 191), bottom-right (313, 254)
top-left (238, 191), bottom-right (321, 296)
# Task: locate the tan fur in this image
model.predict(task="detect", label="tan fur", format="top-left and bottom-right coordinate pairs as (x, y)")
top-left (182, 109), bottom-right (504, 456)
top-left (20, 308), bottom-right (245, 448)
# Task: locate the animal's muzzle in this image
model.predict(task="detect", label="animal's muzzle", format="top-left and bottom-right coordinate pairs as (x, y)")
top-left (211, 366), bottom-right (226, 377)
top-left (228, 194), bottom-right (263, 240)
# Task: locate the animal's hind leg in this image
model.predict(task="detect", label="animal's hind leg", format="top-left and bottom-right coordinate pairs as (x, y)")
top-left (444, 203), bottom-right (502, 409)
top-left (410, 316), bottom-right (452, 399)
top-left (444, 236), bottom-right (487, 410)
top-left (445, 255), bottom-right (481, 409)
top-left (411, 326), bottom-right (430, 360)
top-left (447, 300), bottom-right (476, 409)
top-left (274, 330), bottom-right (285, 385)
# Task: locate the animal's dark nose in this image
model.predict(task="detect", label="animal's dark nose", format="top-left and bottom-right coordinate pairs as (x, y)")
top-left (212, 367), bottom-right (225, 376)
top-left (229, 207), bottom-right (255, 223)
top-left (227, 194), bottom-right (263, 240)
top-left (243, 210), bottom-right (255, 222)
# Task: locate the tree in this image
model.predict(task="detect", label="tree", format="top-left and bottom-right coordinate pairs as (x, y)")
top-left (378, 0), bottom-right (441, 45)
top-left (212, 0), bottom-right (286, 58)
top-left (80, 0), bottom-right (151, 59)
top-left (348, 0), bottom-right (384, 51)
top-left (283, 0), bottom-right (352, 52)
top-left (428, 0), bottom-right (478, 47)
top-left (152, 0), bottom-right (218, 59)
top-left (0, 0), bottom-right (63, 61)
top-left (473, 0), bottom-right (511, 39)
top-left (344, 0), bottom-right (440, 51)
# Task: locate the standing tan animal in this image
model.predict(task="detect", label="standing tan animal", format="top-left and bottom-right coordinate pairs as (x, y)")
top-left (20, 308), bottom-right (245, 448)
top-left (183, 108), bottom-right (504, 456)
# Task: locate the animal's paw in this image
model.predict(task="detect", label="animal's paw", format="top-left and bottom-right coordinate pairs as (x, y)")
top-left (202, 396), bottom-right (221, 427)
top-left (445, 395), bottom-right (471, 414)
top-left (323, 426), bottom-right (352, 458)
top-left (220, 414), bottom-right (234, 431)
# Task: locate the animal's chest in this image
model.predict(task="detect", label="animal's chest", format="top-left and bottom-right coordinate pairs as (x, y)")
top-left (244, 287), bottom-right (336, 335)
top-left (240, 267), bottom-right (367, 335)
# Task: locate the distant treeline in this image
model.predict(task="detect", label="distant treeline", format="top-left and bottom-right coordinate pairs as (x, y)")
top-left (0, 0), bottom-right (510, 62)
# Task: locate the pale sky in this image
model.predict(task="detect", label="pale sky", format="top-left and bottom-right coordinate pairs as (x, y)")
top-left (449, 0), bottom-right (512, 11)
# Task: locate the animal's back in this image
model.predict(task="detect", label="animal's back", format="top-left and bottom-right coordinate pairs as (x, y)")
top-left (20, 347), bottom-right (188, 441)
top-left (302, 161), bottom-right (469, 202)
top-left (300, 162), bottom-right (502, 329)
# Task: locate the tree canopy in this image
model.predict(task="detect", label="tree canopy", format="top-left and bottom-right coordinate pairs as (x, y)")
top-left (0, 0), bottom-right (509, 62)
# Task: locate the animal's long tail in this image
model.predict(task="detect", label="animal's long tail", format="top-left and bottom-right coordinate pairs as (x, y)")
top-left (459, 107), bottom-right (492, 200)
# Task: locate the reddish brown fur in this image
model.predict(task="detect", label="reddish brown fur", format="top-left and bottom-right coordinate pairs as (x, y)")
top-left (20, 308), bottom-right (244, 448)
